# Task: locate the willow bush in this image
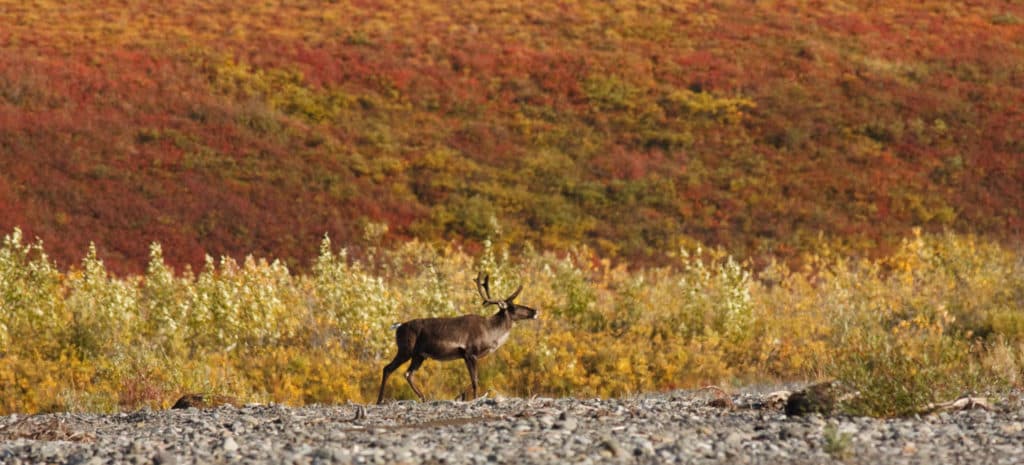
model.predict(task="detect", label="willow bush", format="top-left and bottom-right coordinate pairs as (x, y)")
top-left (0, 228), bottom-right (1021, 416)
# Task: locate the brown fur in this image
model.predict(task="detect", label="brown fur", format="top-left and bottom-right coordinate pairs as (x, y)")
top-left (376, 275), bottom-right (537, 404)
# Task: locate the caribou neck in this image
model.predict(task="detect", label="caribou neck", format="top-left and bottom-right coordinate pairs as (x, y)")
top-left (488, 309), bottom-right (513, 330)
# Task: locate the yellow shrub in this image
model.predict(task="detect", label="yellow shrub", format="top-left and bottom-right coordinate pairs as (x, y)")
top-left (0, 228), bottom-right (1020, 415)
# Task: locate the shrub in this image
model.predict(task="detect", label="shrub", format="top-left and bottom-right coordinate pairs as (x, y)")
top-left (0, 229), bottom-right (64, 357)
top-left (0, 228), bottom-right (1020, 415)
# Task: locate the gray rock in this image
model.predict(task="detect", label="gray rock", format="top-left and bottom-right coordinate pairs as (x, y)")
top-left (2, 389), bottom-right (1024, 465)
top-left (555, 417), bottom-right (578, 431)
top-left (597, 436), bottom-right (629, 459)
top-left (152, 451), bottom-right (177, 465)
top-left (222, 436), bottom-right (239, 452)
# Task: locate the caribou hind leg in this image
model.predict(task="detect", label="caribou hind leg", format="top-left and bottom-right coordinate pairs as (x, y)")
top-left (404, 355), bottom-right (427, 401)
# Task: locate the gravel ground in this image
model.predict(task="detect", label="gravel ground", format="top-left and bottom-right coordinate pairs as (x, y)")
top-left (2, 389), bottom-right (1022, 465)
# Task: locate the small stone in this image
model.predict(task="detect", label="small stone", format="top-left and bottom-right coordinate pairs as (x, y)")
top-left (1001, 422), bottom-right (1024, 434)
top-left (723, 431), bottom-right (745, 446)
top-left (513, 422), bottom-right (532, 432)
top-left (308, 447), bottom-right (337, 461)
top-left (598, 437), bottom-right (628, 458)
top-left (153, 451), bottom-right (178, 465)
top-left (902, 442), bottom-right (918, 455)
top-left (554, 417), bottom-right (578, 431)
top-left (222, 437), bottom-right (239, 453)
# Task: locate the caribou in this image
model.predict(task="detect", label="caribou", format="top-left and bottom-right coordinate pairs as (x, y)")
top-left (376, 273), bottom-right (538, 404)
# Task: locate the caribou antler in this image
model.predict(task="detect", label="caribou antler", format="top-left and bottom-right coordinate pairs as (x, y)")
top-left (475, 272), bottom-right (524, 306)
top-left (506, 284), bottom-right (523, 301)
top-left (475, 272), bottom-right (499, 306)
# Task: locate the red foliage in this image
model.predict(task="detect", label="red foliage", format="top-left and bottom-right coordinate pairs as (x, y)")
top-left (0, 0), bottom-right (1022, 273)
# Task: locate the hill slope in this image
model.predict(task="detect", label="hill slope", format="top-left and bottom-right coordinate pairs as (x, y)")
top-left (1, 0), bottom-right (1022, 273)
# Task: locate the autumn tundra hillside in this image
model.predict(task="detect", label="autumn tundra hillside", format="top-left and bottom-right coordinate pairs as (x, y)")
top-left (0, 0), bottom-right (1021, 273)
